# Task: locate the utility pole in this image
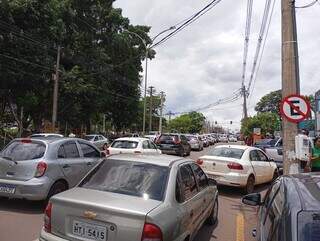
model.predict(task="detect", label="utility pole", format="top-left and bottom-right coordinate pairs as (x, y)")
top-left (282, 0), bottom-right (300, 174)
top-left (52, 45), bottom-right (61, 130)
top-left (148, 86), bottom-right (155, 133)
top-left (159, 91), bottom-right (165, 133)
top-left (242, 84), bottom-right (248, 119)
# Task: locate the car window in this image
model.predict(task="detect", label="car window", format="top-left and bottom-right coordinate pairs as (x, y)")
top-left (176, 172), bottom-right (184, 203)
top-left (250, 150), bottom-right (260, 162)
top-left (190, 163), bottom-right (208, 190)
top-left (111, 140), bottom-right (138, 149)
top-left (84, 136), bottom-right (94, 141)
top-left (257, 150), bottom-right (268, 162)
top-left (63, 142), bottom-right (80, 158)
top-left (148, 141), bottom-right (157, 149)
top-left (80, 142), bottom-right (100, 158)
top-left (1, 140), bottom-right (46, 161)
top-left (179, 164), bottom-right (198, 201)
top-left (94, 136), bottom-right (99, 141)
top-left (262, 181), bottom-right (281, 223)
top-left (58, 145), bottom-right (66, 158)
top-left (142, 141), bottom-right (149, 149)
top-left (80, 159), bottom-right (169, 201)
top-left (208, 147), bottom-right (244, 159)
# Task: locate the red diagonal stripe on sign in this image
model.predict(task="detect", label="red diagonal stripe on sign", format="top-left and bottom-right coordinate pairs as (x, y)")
top-left (284, 99), bottom-right (307, 117)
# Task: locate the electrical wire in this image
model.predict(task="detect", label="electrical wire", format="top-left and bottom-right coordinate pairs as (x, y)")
top-left (295, 0), bottom-right (318, 8)
top-left (151, 0), bottom-right (222, 48)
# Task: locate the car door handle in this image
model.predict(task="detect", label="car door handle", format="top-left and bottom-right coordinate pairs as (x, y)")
top-left (63, 164), bottom-right (70, 168)
top-left (87, 162), bottom-right (92, 166)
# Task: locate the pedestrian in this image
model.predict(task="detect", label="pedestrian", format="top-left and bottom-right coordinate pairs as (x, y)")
top-left (102, 143), bottom-right (109, 155)
top-left (310, 137), bottom-right (320, 172)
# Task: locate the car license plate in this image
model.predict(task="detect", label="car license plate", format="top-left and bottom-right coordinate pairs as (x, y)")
top-left (72, 220), bottom-right (107, 241)
top-left (0, 184), bottom-right (16, 194)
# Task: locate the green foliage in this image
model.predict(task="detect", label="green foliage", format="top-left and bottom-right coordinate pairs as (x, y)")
top-left (0, 0), bottom-right (153, 132)
top-left (241, 112), bottom-right (280, 136)
top-left (168, 112), bottom-right (205, 133)
top-left (255, 90), bottom-right (282, 114)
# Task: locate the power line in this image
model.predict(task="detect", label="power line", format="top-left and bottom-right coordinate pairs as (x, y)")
top-left (151, 0), bottom-right (222, 48)
top-left (295, 0), bottom-right (318, 8)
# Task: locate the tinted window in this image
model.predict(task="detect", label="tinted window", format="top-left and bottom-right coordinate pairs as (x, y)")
top-left (80, 159), bottom-right (169, 201)
top-left (208, 147), bottom-right (244, 159)
top-left (63, 142), bottom-right (80, 158)
top-left (1, 140), bottom-right (46, 161)
top-left (111, 141), bottom-right (138, 149)
top-left (159, 134), bottom-right (178, 142)
top-left (58, 145), bottom-right (66, 158)
top-left (80, 143), bottom-right (100, 158)
top-left (257, 150), bottom-right (268, 162)
top-left (250, 150), bottom-right (260, 162)
top-left (180, 135), bottom-right (187, 142)
top-left (190, 163), bottom-right (208, 190)
top-left (148, 141), bottom-right (157, 149)
top-left (179, 165), bottom-right (198, 201)
top-left (94, 136), bottom-right (99, 141)
top-left (142, 141), bottom-right (149, 149)
top-left (84, 136), bottom-right (95, 141)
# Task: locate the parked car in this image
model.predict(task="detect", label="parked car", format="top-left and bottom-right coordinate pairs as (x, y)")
top-left (39, 154), bottom-right (219, 241)
top-left (254, 138), bottom-right (279, 151)
top-left (84, 134), bottom-right (109, 150)
top-left (107, 137), bottom-right (161, 155)
top-left (197, 145), bottom-right (278, 193)
top-left (228, 135), bottom-right (237, 142)
top-left (144, 134), bottom-right (157, 142)
top-left (156, 133), bottom-right (191, 156)
top-left (218, 134), bottom-right (228, 143)
top-left (242, 173), bottom-right (320, 241)
top-left (0, 138), bottom-right (104, 201)
top-left (30, 133), bottom-right (63, 138)
top-left (186, 135), bottom-right (204, 151)
top-left (201, 135), bottom-right (210, 147)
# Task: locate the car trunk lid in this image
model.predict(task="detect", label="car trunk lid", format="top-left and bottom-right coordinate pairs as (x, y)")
top-left (200, 155), bottom-right (242, 177)
top-left (50, 187), bottom-right (162, 241)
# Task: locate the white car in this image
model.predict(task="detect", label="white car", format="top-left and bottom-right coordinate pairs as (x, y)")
top-left (197, 145), bottom-right (278, 193)
top-left (84, 134), bottom-right (109, 150)
top-left (107, 137), bottom-right (162, 155)
top-left (30, 133), bottom-right (63, 138)
top-left (228, 135), bottom-right (237, 142)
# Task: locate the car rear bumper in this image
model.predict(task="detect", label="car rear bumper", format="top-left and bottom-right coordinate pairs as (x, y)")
top-left (206, 172), bottom-right (248, 187)
top-left (0, 177), bottom-right (51, 200)
top-left (190, 143), bottom-right (200, 149)
top-left (40, 228), bottom-right (67, 241)
top-left (160, 149), bottom-right (181, 155)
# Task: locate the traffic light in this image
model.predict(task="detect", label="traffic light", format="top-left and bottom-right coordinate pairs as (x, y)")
top-left (215, 121), bottom-right (218, 125)
top-left (230, 121), bottom-right (233, 125)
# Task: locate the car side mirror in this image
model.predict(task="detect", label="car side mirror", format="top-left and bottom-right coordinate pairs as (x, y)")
top-left (208, 178), bottom-right (217, 186)
top-left (242, 193), bottom-right (262, 206)
top-left (100, 151), bottom-right (106, 158)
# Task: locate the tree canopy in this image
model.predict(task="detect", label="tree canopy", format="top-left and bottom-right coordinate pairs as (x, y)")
top-left (255, 89), bottom-right (281, 114)
top-left (168, 112), bottom-right (206, 133)
top-left (0, 0), bottom-right (153, 135)
top-left (241, 112), bottom-right (280, 136)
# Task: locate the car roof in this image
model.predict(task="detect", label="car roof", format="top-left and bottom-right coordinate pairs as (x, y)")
top-left (286, 173), bottom-right (320, 210)
top-left (214, 144), bottom-right (251, 150)
top-left (107, 154), bottom-right (186, 167)
top-left (114, 137), bottom-right (149, 142)
top-left (30, 133), bottom-right (63, 137)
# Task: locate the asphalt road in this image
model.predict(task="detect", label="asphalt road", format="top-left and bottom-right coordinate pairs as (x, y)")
top-left (0, 143), bottom-right (269, 241)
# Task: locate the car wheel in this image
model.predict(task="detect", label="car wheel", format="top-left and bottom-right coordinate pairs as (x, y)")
top-left (244, 175), bottom-right (255, 194)
top-left (207, 198), bottom-right (218, 225)
top-left (47, 181), bottom-right (67, 200)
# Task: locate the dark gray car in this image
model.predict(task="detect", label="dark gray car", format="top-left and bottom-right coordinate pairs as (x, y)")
top-left (0, 137), bottom-right (104, 200)
top-left (242, 173), bottom-right (320, 241)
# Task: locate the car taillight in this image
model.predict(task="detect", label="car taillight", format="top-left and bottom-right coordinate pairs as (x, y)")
top-left (196, 159), bottom-right (203, 165)
top-left (44, 202), bottom-right (52, 233)
top-left (141, 223), bottom-right (163, 241)
top-left (227, 162), bottom-right (243, 170)
top-left (173, 137), bottom-right (181, 145)
top-left (35, 161), bottom-right (47, 177)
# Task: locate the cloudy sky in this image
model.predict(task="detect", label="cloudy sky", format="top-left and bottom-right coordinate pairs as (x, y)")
top-left (114, 0), bottom-right (320, 130)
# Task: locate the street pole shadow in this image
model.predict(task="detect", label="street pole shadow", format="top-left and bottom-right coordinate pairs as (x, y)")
top-left (0, 197), bottom-right (46, 214)
top-left (217, 183), bottom-right (270, 199)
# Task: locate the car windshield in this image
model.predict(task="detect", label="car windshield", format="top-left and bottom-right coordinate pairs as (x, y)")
top-left (79, 159), bottom-right (169, 201)
top-left (208, 147), bottom-right (244, 159)
top-left (159, 135), bottom-right (177, 141)
top-left (1, 140), bottom-right (46, 161)
top-left (84, 136), bottom-right (95, 141)
top-left (111, 140), bottom-right (138, 149)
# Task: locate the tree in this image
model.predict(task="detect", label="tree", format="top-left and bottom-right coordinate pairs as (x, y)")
top-left (241, 112), bottom-right (280, 136)
top-left (168, 112), bottom-right (205, 133)
top-left (255, 90), bottom-right (282, 114)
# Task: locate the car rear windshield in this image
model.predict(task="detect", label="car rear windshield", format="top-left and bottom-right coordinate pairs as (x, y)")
top-left (159, 134), bottom-right (178, 141)
top-left (1, 140), bottom-right (46, 161)
top-left (208, 147), bottom-right (244, 159)
top-left (111, 140), bottom-right (138, 149)
top-left (84, 136), bottom-right (95, 141)
top-left (79, 159), bottom-right (169, 201)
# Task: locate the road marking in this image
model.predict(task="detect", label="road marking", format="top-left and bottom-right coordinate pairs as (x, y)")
top-left (236, 213), bottom-right (244, 241)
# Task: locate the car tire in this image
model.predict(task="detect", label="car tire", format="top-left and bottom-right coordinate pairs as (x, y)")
top-left (244, 175), bottom-right (255, 194)
top-left (206, 198), bottom-right (218, 225)
top-left (47, 181), bottom-right (67, 200)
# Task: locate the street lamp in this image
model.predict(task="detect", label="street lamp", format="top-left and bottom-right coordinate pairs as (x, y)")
top-left (124, 26), bottom-right (175, 135)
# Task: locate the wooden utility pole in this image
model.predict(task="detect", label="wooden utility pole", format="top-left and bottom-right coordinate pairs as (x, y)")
top-left (159, 91), bottom-right (165, 133)
top-left (52, 45), bottom-right (61, 129)
top-left (148, 86), bottom-right (155, 132)
top-left (282, 0), bottom-right (300, 174)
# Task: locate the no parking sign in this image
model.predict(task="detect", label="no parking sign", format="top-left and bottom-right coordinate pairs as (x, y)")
top-left (280, 94), bottom-right (311, 123)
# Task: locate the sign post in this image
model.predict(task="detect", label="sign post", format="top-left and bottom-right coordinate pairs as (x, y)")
top-left (315, 90), bottom-right (320, 136)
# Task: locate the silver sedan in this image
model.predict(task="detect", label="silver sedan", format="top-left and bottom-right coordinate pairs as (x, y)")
top-left (39, 154), bottom-right (219, 241)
